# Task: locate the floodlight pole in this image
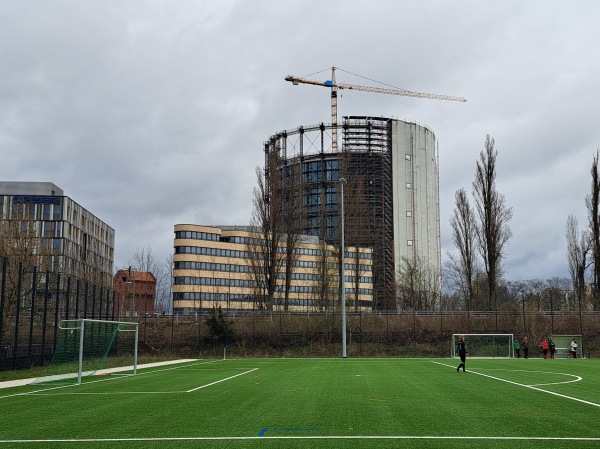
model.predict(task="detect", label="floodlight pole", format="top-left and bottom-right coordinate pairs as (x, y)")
top-left (339, 178), bottom-right (347, 358)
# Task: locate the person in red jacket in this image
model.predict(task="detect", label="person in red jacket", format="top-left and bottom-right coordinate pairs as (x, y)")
top-left (541, 339), bottom-right (549, 359)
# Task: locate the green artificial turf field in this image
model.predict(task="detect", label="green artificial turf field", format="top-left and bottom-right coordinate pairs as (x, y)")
top-left (0, 358), bottom-right (599, 448)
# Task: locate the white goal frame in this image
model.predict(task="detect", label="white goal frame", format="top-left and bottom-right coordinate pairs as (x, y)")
top-left (70, 319), bottom-right (138, 384)
top-left (33, 319), bottom-right (138, 385)
top-left (451, 333), bottom-right (514, 358)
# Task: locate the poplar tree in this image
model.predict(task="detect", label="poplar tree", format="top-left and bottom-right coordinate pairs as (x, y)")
top-left (585, 151), bottom-right (600, 309)
top-left (472, 135), bottom-right (513, 312)
top-left (448, 188), bottom-right (478, 312)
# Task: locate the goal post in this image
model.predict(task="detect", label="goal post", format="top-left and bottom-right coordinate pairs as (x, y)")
top-left (451, 334), bottom-right (514, 358)
top-left (31, 319), bottom-right (138, 385)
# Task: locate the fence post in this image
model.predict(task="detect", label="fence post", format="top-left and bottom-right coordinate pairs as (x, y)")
top-left (65, 276), bottom-right (71, 320)
top-left (83, 282), bottom-right (89, 319)
top-left (0, 258), bottom-right (7, 356)
top-left (75, 279), bottom-right (80, 319)
top-left (41, 270), bottom-right (50, 364)
top-left (110, 289), bottom-right (115, 321)
top-left (52, 274), bottom-right (61, 351)
top-left (27, 266), bottom-right (37, 368)
top-left (12, 262), bottom-right (23, 370)
top-left (91, 284), bottom-right (96, 320)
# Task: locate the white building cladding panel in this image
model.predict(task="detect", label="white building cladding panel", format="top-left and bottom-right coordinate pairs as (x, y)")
top-left (391, 120), bottom-right (441, 278)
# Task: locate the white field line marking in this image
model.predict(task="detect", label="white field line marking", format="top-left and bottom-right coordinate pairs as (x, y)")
top-left (0, 360), bottom-right (222, 400)
top-left (458, 367), bottom-right (583, 386)
top-left (433, 361), bottom-right (600, 408)
top-left (186, 368), bottom-right (259, 393)
top-left (1, 435), bottom-right (600, 444)
top-left (27, 391), bottom-right (186, 396)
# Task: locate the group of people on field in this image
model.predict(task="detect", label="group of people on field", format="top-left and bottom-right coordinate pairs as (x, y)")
top-left (514, 336), bottom-right (578, 359)
top-left (456, 334), bottom-right (580, 373)
top-left (457, 335), bottom-right (580, 372)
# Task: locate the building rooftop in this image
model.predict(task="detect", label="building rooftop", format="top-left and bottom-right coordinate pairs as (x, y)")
top-left (0, 182), bottom-right (64, 196)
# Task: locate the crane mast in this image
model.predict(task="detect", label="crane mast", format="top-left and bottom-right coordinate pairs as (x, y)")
top-left (285, 67), bottom-right (466, 152)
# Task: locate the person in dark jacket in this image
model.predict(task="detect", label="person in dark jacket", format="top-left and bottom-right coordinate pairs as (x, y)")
top-left (456, 335), bottom-right (467, 372)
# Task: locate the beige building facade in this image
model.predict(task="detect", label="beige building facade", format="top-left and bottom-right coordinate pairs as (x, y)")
top-left (172, 224), bottom-right (373, 313)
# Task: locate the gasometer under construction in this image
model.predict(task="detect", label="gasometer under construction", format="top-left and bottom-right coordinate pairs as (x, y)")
top-left (264, 116), bottom-right (441, 310)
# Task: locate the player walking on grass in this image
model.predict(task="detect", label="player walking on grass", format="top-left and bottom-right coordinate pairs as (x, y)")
top-left (456, 335), bottom-right (466, 372)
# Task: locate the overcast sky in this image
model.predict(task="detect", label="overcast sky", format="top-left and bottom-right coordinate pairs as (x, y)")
top-left (2, 0), bottom-right (599, 282)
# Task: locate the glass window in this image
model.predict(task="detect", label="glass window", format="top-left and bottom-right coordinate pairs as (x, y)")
top-left (53, 203), bottom-right (61, 220)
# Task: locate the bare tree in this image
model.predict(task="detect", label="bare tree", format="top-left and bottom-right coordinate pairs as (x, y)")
top-left (585, 151), bottom-right (600, 309)
top-left (118, 247), bottom-right (172, 316)
top-left (344, 177), bottom-right (372, 310)
top-left (396, 256), bottom-right (439, 311)
top-left (280, 163), bottom-right (305, 311)
top-left (149, 254), bottom-right (172, 314)
top-left (472, 135), bottom-right (513, 311)
top-left (0, 205), bottom-right (56, 317)
top-left (313, 238), bottom-right (337, 311)
top-left (249, 153), bottom-right (285, 310)
top-left (447, 188), bottom-right (478, 313)
top-left (566, 215), bottom-right (590, 311)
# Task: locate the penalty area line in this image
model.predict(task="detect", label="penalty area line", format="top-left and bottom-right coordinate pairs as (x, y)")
top-left (432, 361), bottom-right (600, 408)
top-left (186, 368), bottom-right (259, 393)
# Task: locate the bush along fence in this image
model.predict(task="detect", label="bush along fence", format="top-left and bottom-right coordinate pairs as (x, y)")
top-left (2, 256), bottom-right (600, 371)
top-left (141, 308), bottom-right (600, 360)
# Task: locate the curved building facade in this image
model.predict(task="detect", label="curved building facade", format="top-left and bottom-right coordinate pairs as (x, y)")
top-left (265, 116), bottom-right (441, 310)
top-left (172, 224), bottom-right (373, 313)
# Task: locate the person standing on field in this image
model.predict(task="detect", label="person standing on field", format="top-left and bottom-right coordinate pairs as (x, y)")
top-left (456, 335), bottom-right (467, 372)
top-left (571, 339), bottom-right (578, 358)
top-left (522, 336), bottom-right (529, 359)
top-left (541, 339), bottom-right (549, 359)
top-left (549, 339), bottom-right (556, 359)
top-left (514, 339), bottom-right (521, 358)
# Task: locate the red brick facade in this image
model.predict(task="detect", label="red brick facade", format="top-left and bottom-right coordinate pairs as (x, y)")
top-left (113, 269), bottom-right (156, 318)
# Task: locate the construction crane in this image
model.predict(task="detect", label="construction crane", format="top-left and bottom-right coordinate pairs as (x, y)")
top-left (285, 66), bottom-right (466, 152)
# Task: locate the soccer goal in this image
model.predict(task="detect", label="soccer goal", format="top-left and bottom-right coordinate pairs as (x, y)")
top-left (451, 334), bottom-right (514, 358)
top-left (31, 319), bottom-right (138, 385)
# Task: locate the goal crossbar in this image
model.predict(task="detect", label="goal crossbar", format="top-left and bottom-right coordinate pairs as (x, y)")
top-left (451, 333), bottom-right (514, 358)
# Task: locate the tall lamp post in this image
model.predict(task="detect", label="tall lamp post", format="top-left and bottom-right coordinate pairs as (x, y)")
top-left (339, 178), bottom-right (347, 358)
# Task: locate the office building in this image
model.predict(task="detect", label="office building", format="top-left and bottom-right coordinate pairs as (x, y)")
top-left (172, 224), bottom-right (373, 313)
top-left (0, 181), bottom-right (114, 287)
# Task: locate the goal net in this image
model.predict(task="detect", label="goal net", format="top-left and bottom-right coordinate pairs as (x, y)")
top-left (451, 334), bottom-right (513, 358)
top-left (31, 319), bottom-right (138, 385)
